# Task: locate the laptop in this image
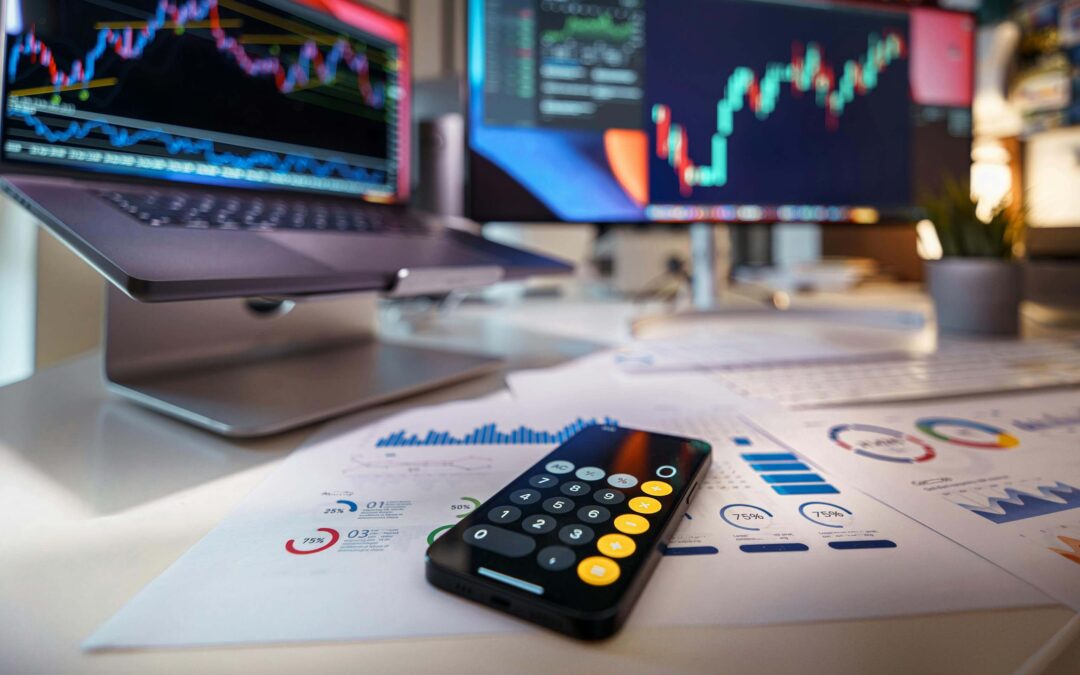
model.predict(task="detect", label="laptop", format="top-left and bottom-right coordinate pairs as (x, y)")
top-left (0, 0), bottom-right (570, 301)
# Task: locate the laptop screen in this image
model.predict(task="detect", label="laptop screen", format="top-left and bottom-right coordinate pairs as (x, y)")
top-left (1, 0), bottom-right (410, 201)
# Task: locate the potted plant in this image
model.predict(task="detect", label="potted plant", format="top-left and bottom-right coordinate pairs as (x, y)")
top-left (921, 179), bottom-right (1026, 335)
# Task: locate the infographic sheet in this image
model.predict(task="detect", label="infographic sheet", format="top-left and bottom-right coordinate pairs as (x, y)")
top-left (748, 390), bottom-right (1080, 612)
top-left (86, 384), bottom-right (1050, 649)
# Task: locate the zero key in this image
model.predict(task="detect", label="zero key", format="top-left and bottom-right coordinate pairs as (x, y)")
top-left (463, 525), bottom-right (536, 558)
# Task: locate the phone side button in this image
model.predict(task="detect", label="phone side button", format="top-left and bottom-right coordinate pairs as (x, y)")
top-left (464, 525), bottom-right (537, 558)
top-left (685, 481), bottom-right (701, 505)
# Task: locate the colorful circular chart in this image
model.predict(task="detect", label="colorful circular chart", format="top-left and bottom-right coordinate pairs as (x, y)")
top-left (720, 503), bottom-right (774, 531)
top-left (829, 424), bottom-right (936, 463)
top-left (798, 502), bottom-right (854, 528)
top-left (285, 527), bottom-right (340, 555)
top-left (915, 417), bottom-right (1020, 449)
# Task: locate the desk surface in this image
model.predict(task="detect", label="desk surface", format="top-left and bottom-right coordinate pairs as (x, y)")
top-left (2, 297), bottom-right (1079, 675)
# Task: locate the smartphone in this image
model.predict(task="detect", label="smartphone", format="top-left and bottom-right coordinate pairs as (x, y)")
top-left (425, 425), bottom-right (712, 640)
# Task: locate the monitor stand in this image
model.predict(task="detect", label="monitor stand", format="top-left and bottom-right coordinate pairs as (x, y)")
top-left (103, 287), bottom-right (500, 438)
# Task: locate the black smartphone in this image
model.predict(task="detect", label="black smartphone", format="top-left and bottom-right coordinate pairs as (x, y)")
top-left (425, 425), bottom-right (712, 640)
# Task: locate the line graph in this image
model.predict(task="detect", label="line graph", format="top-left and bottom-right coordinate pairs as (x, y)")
top-left (7, 106), bottom-right (381, 182)
top-left (374, 417), bottom-right (619, 447)
top-left (7, 0), bottom-right (385, 108)
top-left (541, 13), bottom-right (639, 45)
top-left (652, 32), bottom-right (905, 196)
top-left (948, 482), bottom-right (1080, 525)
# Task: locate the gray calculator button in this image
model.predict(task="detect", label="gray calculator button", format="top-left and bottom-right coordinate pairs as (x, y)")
top-left (542, 497), bottom-right (575, 515)
top-left (560, 481), bottom-right (591, 497)
top-left (577, 505), bottom-right (611, 524)
top-left (575, 466), bottom-right (606, 481)
top-left (545, 460), bottom-right (575, 475)
top-left (607, 473), bottom-right (639, 489)
top-left (528, 474), bottom-right (559, 489)
top-left (463, 525), bottom-right (536, 557)
top-left (509, 489), bottom-right (541, 505)
top-left (522, 514), bottom-right (557, 534)
top-left (594, 489), bottom-right (625, 505)
top-left (488, 505), bottom-right (522, 524)
top-left (537, 546), bottom-right (576, 572)
top-left (558, 524), bottom-right (595, 546)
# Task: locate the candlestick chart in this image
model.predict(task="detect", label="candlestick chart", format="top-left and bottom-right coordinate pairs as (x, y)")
top-left (645, 0), bottom-right (912, 208)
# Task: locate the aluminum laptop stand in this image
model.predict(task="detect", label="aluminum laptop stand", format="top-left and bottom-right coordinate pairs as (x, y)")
top-left (104, 286), bottom-right (499, 437)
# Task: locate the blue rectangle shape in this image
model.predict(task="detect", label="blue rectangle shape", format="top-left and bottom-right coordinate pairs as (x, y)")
top-left (733, 436), bottom-right (752, 446)
top-left (762, 473), bottom-right (826, 484)
top-left (739, 543), bottom-right (810, 553)
top-left (772, 484), bottom-right (840, 495)
top-left (661, 545), bottom-right (720, 556)
top-left (741, 453), bottom-right (798, 462)
top-left (828, 540), bottom-right (898, 550)
top-left (750, 462), bottom-right (810, 472)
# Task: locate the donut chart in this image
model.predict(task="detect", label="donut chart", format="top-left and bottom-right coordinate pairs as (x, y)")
top-left (285, 527), bottom-right (340, 555)
top-left (915, 417), bottom-right (1020, 449)
top-left (830, 424), bottom-right (936, 463)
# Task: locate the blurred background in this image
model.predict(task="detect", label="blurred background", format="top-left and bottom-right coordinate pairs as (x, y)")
top-left (1, 0), bottom-right (1078, 387)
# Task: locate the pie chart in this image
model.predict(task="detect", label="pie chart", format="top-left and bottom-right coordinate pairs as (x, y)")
top-left (829, 424), bottom-right (936, 463)
top-left (915, 417), bottom-right (1020, 449)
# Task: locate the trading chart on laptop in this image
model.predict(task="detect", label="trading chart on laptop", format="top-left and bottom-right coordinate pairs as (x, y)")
top-left (2, 0), bottom-right (409, 198)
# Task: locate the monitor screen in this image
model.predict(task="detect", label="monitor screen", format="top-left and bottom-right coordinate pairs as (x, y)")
top-left (467, 0), bottom-right (973, 224)
top-left (1, 0), bottom-right (410, 201)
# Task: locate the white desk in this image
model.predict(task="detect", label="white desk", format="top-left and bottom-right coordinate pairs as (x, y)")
top-left (2, 299), bottom-right (1079, 675)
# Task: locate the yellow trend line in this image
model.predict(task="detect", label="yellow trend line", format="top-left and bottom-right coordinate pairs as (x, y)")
top-left (218, 0), bottom-right (338, 46)
top-left (9, 77), bottom-right (119, 97)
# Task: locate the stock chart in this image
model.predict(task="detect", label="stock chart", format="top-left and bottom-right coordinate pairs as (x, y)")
top-left (535, 0), bottom-right (644, 129)
top-left (646, 0), bottom-right (912, 208)
top-left (3, 0), bottom-right (403, 196)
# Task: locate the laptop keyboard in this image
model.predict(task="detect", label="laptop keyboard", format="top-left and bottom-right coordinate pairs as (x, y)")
top-left (98, 190), bottom-right (424, 234)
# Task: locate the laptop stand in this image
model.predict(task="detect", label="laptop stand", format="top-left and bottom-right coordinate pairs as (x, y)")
top-left (103, 286), bottom-right (499, 437)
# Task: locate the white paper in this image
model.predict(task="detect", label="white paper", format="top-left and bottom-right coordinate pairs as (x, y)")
top-left (746, 390), bottom-right (1080, 612)
top-left (611, 323), bottom-right (919, 373)
top-left (86, 381), bottom-right (1052, 650)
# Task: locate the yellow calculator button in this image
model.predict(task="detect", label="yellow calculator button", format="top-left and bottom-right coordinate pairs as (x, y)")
top-left (641, 481), bottom-right (673, 497)
top-left (613, 513), bottom-right (650, 535)
top-left (596, 534), bottom-right (636, 558)
top-left (578, 556), bottom-right (621, 586)
top-left (628, 496), bottom-right (662, 514)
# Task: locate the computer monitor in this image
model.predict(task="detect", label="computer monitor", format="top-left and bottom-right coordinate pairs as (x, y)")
top-left (467, 0), bottom-right (974, 224)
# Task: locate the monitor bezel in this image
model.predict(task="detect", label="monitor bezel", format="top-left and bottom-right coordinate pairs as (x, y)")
top-left (464, 0), bottom-right (975, 226)
top-left (0, 0), bottom-right (412, 203)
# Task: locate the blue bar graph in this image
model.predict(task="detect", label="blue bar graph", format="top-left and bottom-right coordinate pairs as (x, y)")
top-left (739, 543), bottom-right (810, 553)
top-left (828, 540), bottom-right (898, 550)
top-left (741, 453), bottom-right (798, 462)
top-left (375, 416), bottom-right (619, 447)
top-left (750, 462), bottom-right (811, 472)
top-left (661, 545), bottom-right (720, 556)
top-left (762, 473), bottom-right (827, 484)
top-left (772, 484), bottom-right (841, 495)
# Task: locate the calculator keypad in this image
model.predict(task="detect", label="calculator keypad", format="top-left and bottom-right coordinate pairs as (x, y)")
top-left (466, 467), bottom-right (671, 588)
top-left (428, 425), bottom-right (712, 635)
